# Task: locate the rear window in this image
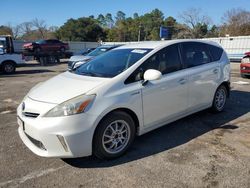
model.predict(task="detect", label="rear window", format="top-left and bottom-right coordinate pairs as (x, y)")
top-left (207, 45), bottom-right (223, 61)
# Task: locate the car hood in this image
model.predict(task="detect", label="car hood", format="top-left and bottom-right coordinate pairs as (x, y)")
top-left (69, 55), bottom-right (93, 62)
top-left (28, 72), bottom-right (109, 104)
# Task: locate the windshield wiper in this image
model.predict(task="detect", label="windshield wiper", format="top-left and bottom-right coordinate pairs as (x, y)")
top-left (79, 71), bottom-right (99, 77)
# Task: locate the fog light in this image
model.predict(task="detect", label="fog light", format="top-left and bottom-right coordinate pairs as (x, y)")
top-left (56, 135), bottom-right (68, 152)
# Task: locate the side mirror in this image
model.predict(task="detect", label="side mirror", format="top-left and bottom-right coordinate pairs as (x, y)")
top-left (143, 69), bottom-right (162, 81)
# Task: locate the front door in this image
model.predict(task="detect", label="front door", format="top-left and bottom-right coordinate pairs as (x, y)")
top-left (140, 44), bottom-right (188, 128)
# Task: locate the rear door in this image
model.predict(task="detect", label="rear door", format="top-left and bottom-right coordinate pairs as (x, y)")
top-left (181, 42), bottom-right (220, 111)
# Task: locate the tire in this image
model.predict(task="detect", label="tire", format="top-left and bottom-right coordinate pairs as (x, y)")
top-left (93, 111), bottom-right (136, 159)
top-left (211, 85), bottom-right (227, 113)
top-left (2, 61), bottom-right (16, 74)
top-left (241, 74), bottom-right (249, 79)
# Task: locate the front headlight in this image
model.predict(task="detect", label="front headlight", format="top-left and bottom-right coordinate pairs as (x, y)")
top-left (73, 61), bottom-right (86, 69)
top-left (44, 94), bottom-right (95, 117)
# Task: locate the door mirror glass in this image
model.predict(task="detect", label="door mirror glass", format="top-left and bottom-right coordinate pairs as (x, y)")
top-left (143, 69), bottom-right (162, 81)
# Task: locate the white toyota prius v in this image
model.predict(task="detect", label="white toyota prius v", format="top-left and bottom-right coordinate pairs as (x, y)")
top-left (17, 40), bottom-right (230, 159)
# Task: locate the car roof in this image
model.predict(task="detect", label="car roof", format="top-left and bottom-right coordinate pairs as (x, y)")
top-left (115, 39), bottom-right (222, 50)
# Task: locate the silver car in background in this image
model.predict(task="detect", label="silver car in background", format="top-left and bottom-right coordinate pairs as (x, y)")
top-left (68, 45), bottom-right (122, 70)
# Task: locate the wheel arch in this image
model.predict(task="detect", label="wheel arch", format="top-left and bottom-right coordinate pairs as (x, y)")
top-left (219, 81), bottom-right (230, 97)
top-left (1, 60), bottom-right (17, 66)
top-left (92, 107), bottom-right (140, 150)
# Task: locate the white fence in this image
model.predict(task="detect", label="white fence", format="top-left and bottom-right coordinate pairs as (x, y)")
top-left (13, 35), bottom-right (250, 60)
top-left (202, 36), bottom-right (250, 60)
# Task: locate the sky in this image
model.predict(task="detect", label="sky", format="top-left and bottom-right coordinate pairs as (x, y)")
top-left (1, 0), bottom-right (249, 27)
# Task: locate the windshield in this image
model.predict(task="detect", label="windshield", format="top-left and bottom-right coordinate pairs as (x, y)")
top-left (35, 40), bottom-right (45, 44)
top-left (75, 48), bottom-right (152, 78)
top-left (87, 46), bottom-right (112, 57)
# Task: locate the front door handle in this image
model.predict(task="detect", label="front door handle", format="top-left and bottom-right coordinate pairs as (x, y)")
top-left (213, 69), bottom-right (219, 74)
top-left (178, 78), bottom-right (187, 85)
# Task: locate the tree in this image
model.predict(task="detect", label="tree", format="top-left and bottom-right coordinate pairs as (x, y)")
top-left (11, 24), bottom-right (22, 39)
top-left (179, 8), bottom-right (212, 38)
top-left (220, 8), bottom-right (250, 36)
top-left (105, 13), bottom-right (114, 28)
top-left (56, 17), bottom-right (105, 41)
top-left (97, 14), bottom-right (106, 27)
top-left (0, 25), bottom-right (13, 36)
top-left (115, 11), bottom-right (126, 23)
top-left (141, 9), bottom-right (164, 40)
top-left (32, 18), bottom-right (47, 39)
top-left (133, 13), bottom-right (139, 19)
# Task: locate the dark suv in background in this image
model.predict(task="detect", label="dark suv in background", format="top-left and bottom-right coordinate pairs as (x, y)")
top-left (23, 39), bottom-right (69, 53)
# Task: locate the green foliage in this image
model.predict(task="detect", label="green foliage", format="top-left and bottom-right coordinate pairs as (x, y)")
top-left (5, 8), bottom-right (249, 42)
top-left (56, 17), bottom-right (105, 41)
top-left (0, 25), bottom-right (13, 36)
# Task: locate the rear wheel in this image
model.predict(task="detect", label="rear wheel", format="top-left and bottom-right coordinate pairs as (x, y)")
top-left (211, 85), bottom-right (227, 112)
top-left (93, 111), bottom-right (136, 159)
top-left (2, 61), bottom-right (16, 74)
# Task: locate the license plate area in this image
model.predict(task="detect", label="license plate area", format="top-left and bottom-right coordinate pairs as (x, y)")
top-left (17, 116), bottom-right (25, 131)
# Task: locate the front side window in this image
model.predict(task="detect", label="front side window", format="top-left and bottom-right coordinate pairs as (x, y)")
top-left (74, 48), bottom-right (152, 78)
top-left (125, 44), bottom-right (182, 84)
top-left (181, 42), bottom-right (211, 68)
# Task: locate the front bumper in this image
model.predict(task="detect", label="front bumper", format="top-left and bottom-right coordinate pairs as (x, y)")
top-left (240, 63), bottom-right (250, 74)
top-left (17, 98), bottom-right (98, 158)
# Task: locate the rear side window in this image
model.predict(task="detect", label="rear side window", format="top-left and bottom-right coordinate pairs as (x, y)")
top-left (207, 45), bottom-right (223, 61)
top-left (181, 42), bottom-right (211, 68)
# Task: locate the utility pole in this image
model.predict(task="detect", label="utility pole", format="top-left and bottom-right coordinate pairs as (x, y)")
top-left (138, 24), bottom-right (142, 41)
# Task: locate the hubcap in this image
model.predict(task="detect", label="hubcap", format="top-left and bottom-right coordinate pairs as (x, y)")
top-left (215, 88), bottom-right (226, 111)
top-left (102, 120), bottom-right (130, 154)
top-left (5, 64), bottom-right (14, 73)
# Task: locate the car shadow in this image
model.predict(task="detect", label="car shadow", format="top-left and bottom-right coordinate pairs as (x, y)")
top-left (63, 89), bottom-right (250, 168)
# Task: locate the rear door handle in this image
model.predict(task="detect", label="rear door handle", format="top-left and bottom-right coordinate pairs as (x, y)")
top-left (178, 78), bottom-right (187, 85)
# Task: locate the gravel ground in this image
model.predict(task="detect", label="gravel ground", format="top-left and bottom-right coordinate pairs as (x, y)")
top-left (0, 61), bottom-right (250, 188)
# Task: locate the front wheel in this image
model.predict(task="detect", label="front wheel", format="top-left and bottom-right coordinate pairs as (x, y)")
top-left (2, 61), bottom-right (16, 74)
top-left (93, 111), bottom-right (136, 159)
top-left (211, 85), bottom-right (227, 112)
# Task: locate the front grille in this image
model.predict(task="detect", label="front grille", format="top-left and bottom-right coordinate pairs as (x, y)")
top-left (242, 66), bottom-right (250, 70)
top-left (25, 133), bottom-right (46, 150)
top-left (23, 112), bottom-right (40, 118)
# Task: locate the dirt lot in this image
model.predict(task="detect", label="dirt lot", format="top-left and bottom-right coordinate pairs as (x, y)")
top-left (0, 61), bottom-right (250, 188)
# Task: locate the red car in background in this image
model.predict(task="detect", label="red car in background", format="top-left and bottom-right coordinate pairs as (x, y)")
top-left (23, 39), bottom-right (69, 53)
top-left (240, 52), bottom-right (250, 78)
